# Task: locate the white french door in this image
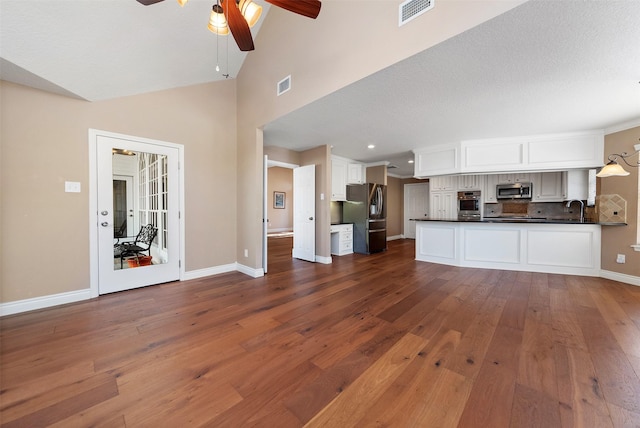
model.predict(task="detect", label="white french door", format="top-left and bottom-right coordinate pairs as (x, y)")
top-left (90, 130), bottom-right (181, 295)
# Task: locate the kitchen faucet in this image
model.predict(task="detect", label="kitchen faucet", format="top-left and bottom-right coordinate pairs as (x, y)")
top-left (565, 199), bottom-right (585, 223)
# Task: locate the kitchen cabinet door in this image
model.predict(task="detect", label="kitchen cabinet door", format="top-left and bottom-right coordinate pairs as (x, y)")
top-left (532, 172), bottom-right (564, 202)
top-left (430, 175), bottom-right (458, 191)
top-left (497, 173), bottom-right (530, 184)
top-left (458, 175), bottom-right (484, 190)
top-left (414, 145), bottom-right (459, 177)
top-left (430, 191), bottom-right (457, 219)
top-left (331, 157), bottom-right (348, 201)
top-left (347, 163), bottom-right (366, 184)
top-left (484, 174), bottom-right (499, 203)
top-left (564, 169), bottom-right (588, 201)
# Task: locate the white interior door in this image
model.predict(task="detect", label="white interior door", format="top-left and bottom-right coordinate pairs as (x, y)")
top-left (94, 133), bottom-right (181, 294)
top-left (404, 183), bottom-right (430, 239)
top-left (293, 164), bottom-right (316, 262)
top-left (263, 155), bottom-right (268, 274)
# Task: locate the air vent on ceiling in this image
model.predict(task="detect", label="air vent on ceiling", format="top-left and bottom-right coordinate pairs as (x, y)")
top-left (399, 0), bottom-right (434, 26)
top-left (277, 75), bottom-right (291, 96)
top-left (387, 164), bottom-right (398, 169)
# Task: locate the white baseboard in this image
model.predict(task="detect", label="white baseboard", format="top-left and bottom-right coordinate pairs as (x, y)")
top-left (387, 235), bottom-right (404, 241)
top-left (183, 263), bottom-right (238, 281)
top-left (316, 255), bottom-right (332, 264)
top-left (600, 270), bottom-right (640, 287)
top-left (236, 263), bottom-right (265, 278)
top-left (0, 289), bottom-right (92, 317)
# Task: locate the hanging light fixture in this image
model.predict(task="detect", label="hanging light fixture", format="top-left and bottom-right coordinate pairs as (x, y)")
top-left (207, 0), bottom-right (261, 35)
top-left (239, 0), bottom-right (263, 27)
top-left (596, 140), bottom-right (640, 177)
top-left (176, 0), bottom-right (188, 6)
top-left (208, 2), bottom-right (230, 35)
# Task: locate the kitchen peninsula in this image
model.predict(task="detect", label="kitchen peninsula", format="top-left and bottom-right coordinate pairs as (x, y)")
top-left (413, 218), bottom-right (601, 276)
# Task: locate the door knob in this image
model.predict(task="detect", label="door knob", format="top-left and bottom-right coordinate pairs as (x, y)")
top-left (101, 222), bottom-right (109, 227)
top-left (309, 217), bottom-right (314, 220)
top-left (100, 210), bottom-right (108, 216)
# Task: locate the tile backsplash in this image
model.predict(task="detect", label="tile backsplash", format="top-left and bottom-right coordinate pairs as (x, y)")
top-left (484, 200), bottom-right (594, 222)
top-left (596, 194), bottom-right (627, 224)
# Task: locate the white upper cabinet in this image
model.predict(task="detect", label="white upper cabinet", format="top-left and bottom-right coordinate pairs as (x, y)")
top-left (484, 175), bottom-right (499, 203)
top-left (458, 175), bottom-right (485, 190)
top-left (527, 133), bottom-right (604, 169)
top-left (430, 175), bottom-right (458, 191)
top-left (496, 173), bottom-right (531, 184)
top-left (347, 162), bottom-right (366, 184)
top-left (413, 144), bottom-right (459, 178)
top-left (461, 140), bottom-right (525, 172)
top-left (331, 156), bottom-right (348, 201)
top-left (531, 172), bottom-right (564, 202)
top-left (564, 169), bottom-right (589, 201)
top-left (414, 130), bottom-right (604, 177)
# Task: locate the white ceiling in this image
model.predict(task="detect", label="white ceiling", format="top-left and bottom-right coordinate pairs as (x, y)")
top-left (0, 0), bottom-right (270, 101)
top-left (2, 1), bottom-right (640, 178)
top-left (264, 0), bottom-right (640, 177)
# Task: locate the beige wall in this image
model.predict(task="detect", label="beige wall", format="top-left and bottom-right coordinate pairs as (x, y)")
top-left (267, 167), bottom-right (293, 231)
top-left (600, 126), bottom-right (640, 277)
top-left (0, 80), bottom-right (238, 303)
top-left (264, 146), bottom-right (301, 166)
top-left (235, 1), bottom-right (525, 269)
top-left (367, 165), bottom-right (387, 186)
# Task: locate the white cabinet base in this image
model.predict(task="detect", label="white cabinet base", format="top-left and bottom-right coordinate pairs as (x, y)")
top-left (415, 221), bottom-right (601, 276)
top-left (330, 224), bottom-right (353, 256)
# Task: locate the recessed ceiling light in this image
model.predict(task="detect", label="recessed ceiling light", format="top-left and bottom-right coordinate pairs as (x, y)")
top-left (367, 144), bottom-right (375, 149)
top-left (408, 159), bottom-right (414, 164)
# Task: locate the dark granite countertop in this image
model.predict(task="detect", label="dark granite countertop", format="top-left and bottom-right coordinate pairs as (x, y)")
top-left (411, 217), bottom-right (601, 225)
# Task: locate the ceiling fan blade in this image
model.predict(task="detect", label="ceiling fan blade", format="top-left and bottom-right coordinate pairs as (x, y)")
top-left (136, 0), bottom-right (165, 5)
top-left (265, 0), bottom-right (321, 19)
top-left (225, 0), bottom-right (255, 51)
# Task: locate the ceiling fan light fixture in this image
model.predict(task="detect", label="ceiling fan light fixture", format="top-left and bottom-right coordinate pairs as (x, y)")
top-left (239, 0), bottom-right (262, 27)
top-left (176, 0), bottom-right (188, 6)
top-left (208, 4), bottom-right (230, 35)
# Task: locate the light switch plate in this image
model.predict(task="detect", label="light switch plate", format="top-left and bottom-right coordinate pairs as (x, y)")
top-left (65, 181), bottom-right (81, 193)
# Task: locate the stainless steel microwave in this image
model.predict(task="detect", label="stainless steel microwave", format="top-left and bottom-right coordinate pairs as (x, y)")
top-left (496, 182), bottom-right (532, 200)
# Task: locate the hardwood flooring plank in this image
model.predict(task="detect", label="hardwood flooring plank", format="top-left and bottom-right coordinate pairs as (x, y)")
top-left (590, 287), bottom-right (640, 359)
top-left (2, 239), bottom-right (639, 427)
top-left (553, 344), bottom-right (614, 428)
top-left (303, 332), bottom-right (427, 427)
top-left (457, 360), bottom-right (517, 428)
top-left (576, 306), bottom-right (640, 413)
top-left (509, 383), bottom-right (562, 428)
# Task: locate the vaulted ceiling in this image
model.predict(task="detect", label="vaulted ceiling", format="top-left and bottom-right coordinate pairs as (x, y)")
top-left (2, 1), bottom-right (639, 177)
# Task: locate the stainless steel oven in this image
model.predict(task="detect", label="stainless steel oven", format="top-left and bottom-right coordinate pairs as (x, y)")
top-left (458, 191), bottom-right (481, 220)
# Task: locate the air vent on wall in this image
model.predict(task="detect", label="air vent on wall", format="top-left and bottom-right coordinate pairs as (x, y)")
top-left (277, 75), bottom-right (291, 96)
top-left (399, 0), bottom-right (434, 26)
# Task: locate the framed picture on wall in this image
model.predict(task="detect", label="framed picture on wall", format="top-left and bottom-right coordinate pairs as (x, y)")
top-left (274, 191), bottom-right (285, 209)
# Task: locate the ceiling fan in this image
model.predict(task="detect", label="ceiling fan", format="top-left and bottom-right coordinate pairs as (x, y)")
top-left (136, 0), bottom-right (321, 52)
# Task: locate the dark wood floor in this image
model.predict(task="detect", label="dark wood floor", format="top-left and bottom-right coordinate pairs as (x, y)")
top-left (2, 238), bottom-right (640, 427)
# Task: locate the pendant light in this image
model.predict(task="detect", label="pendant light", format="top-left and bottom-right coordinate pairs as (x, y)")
top-left (596, 141), bottom-right (640, 177)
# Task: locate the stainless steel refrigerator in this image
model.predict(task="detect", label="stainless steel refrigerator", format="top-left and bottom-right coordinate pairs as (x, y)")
top-left (343, 183), bottom-right (387, 254)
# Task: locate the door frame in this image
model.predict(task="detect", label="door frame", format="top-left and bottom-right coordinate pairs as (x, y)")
top-left (263, 159), bottom-right (299, 272)
top-left (88, 129), bottom-right (186, 298)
